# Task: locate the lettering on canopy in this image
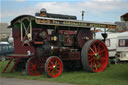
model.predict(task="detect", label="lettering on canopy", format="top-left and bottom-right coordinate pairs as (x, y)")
top-left (35, 18), bottom-right (116, 29)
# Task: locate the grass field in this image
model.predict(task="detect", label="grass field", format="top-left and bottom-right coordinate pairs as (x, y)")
top-left (0, 61), bottom-right (128, 85)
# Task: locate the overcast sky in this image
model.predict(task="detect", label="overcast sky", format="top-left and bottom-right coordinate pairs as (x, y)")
top-left (0, 0), bottom-right (128, 24)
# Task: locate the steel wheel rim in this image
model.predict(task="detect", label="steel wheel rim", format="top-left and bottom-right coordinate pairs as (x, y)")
top-left (88, 40), bottom-right (108, 72)
top-left (46, 57), bottom-right (63, 78)
top-left (27, 57), bottom-right (43, 76)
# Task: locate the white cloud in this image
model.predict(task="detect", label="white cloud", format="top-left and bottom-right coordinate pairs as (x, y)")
top-left (77, 1), bottom-right (127, 13)
top-left (35, 2), bottom-right (80, 15)
top-left (35, 1), bottom-right (128, 19)
top-left (1, 0), bottom-right (128, 22)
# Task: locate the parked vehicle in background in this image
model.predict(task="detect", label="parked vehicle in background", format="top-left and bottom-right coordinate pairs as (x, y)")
top-left (0, 43), bottom-right (14, 61)
top-left (116, 32), bottom-right (128, 63)
top-left (96, 32), bottom-right (128, 64)
top-left (0, 42), bottom-right (9, 44)
top-left (95, 32), bottom-right (119, 57)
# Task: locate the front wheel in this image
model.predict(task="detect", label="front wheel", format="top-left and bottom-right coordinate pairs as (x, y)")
top-left (26, 57), bottom-right (43, 76)
top-left (81, 40), bottom-right (109, 72)
top-left (45, 56), bottom-right (63, 78)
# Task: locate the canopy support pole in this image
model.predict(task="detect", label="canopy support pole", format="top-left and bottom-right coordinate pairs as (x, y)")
top-left (20, 21), bottom-right (23, 41)
top-left (94, 28), bottom-right (96, 39)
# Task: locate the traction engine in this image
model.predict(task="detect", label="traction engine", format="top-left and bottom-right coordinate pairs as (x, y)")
top-left (2, 9), bottom-right (116, 78)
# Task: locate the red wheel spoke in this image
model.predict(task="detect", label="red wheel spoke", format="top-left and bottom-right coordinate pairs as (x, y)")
top-left (88, 57), bottom-right (95, 62)
top-left (93, 44), bottom-right (97, 53)
top-left (50, 61), bottom-right (54, 66)
top-left (82, 40), bottom-right (108, 72)
top-left (55, 69), bottom-right (59, 73)
top-left (26, 57), bottom-right (43, 76)
top-left (48, 69), bottom-right (52, 73)
top-left (89, 62), bottom-right (93, 68)
top-left (51, 69), bottom-right (55, 74)
top-left (89, 47), bottom-right (95, 54)
top-left (45, 57), bottom-right (63, 78)
top-left (96, 61), bottom-right (101, 64)
top-left (99, 50), bottom-right (105, 54)
top-left (100, 56), bottom-right (106, 60)
top-left (97, 43), bottom-right (101, 53)
top-left (55, 61), bottom-right (59, 66)
top-left (100, 57), bottom-right (106, 63)
top-left (48, 66), bottom-right (53, 69)
top-left (88, 52), bottom-right (94, 56)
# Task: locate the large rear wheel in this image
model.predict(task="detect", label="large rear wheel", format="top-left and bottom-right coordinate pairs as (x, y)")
top-left (45, 56), bottom-right (63, 78)
top-left (81, 40), bottom-right (109, 72)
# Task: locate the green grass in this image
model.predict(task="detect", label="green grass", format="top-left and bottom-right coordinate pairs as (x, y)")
top-left (0, 61), bottom-right (128, 85)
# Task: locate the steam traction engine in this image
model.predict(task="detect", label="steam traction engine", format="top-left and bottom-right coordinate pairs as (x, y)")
top-left (2, 9), bottom-right (116, 78)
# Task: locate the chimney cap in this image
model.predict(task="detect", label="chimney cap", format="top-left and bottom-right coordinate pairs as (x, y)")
top-left (40, 8), bottom-right (47, 13)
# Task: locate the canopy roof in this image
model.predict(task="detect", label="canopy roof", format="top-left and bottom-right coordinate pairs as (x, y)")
top-left (10, 15), bottom-right (116, 29)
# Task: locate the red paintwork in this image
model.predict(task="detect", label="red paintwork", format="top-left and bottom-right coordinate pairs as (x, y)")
top-left (58, 30), bottom-right (77, 35)
top-left (51, 46), bottom-right (80, 60)
top-left (46, 57), bottom-right (63, 78)
top-left (77, 30), bottom-right (93, 48)
top-left (2, 59), bottom-right (13, 73)
top-left (27, 57), bottom-right (44, 76)
top-left (9, 58), bottom-right (22, 72)
top-left (13, 29), bottom-right (35, 55)
top-left (88, 40), bottom-right (108, 72)
top-left (64, 36), bottom-right (74, 46)
top-left (61, 52), bottom-right (80, 60)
